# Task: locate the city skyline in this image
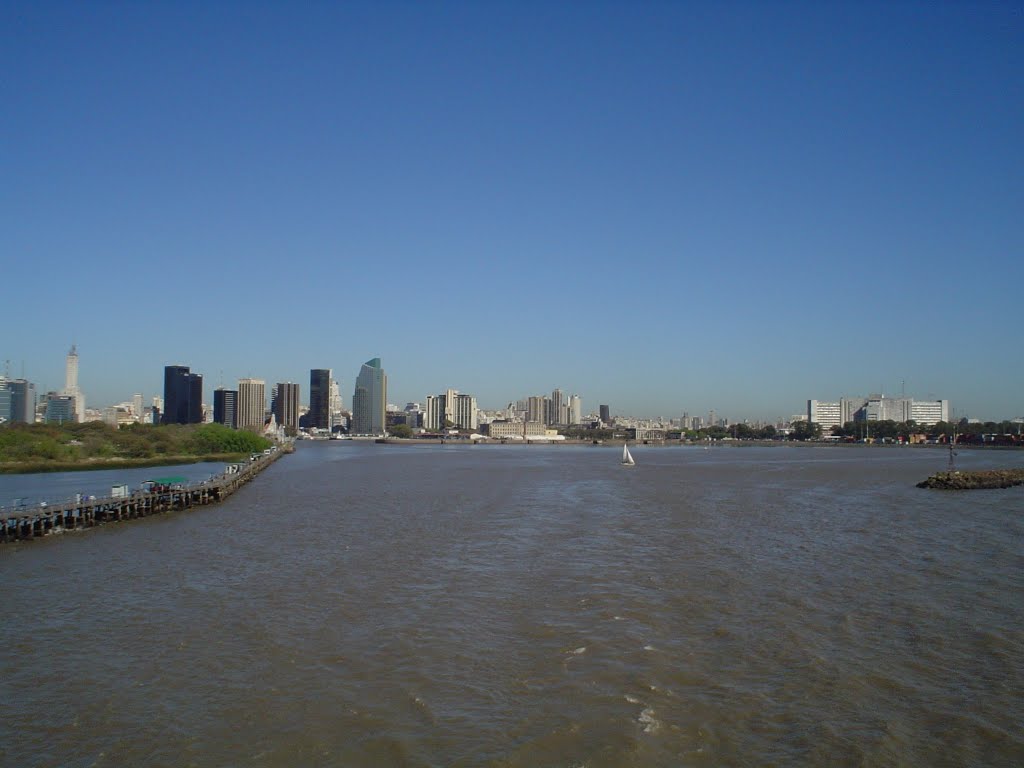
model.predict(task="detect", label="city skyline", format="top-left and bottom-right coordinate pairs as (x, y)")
top-left (2, 4), bottom-right (1021, 421)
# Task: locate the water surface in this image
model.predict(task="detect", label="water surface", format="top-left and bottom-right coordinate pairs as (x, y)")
top-left (2, 443), bottom-right (1022, 766)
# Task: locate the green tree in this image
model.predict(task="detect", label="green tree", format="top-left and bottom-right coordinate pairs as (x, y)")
top-left (388, 423), bottom-right (413, 439)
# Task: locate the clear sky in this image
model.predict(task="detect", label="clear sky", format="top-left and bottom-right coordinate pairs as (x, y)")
top-left (3, 2), bottom-right (1021, 421)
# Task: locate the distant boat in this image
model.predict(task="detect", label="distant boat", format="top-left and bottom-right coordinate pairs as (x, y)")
top-left (621, 443), bottom-right (635, 466)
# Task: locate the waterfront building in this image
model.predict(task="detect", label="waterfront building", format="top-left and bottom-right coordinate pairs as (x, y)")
top-left (807, 400), bottom-right (843, 432)
top-left (309, 369), bottom-right (332, 430)
top-left (569, 394), bottom-right (582, 426)
top-left (62, 345), bottom-right (85, 422)
top-left (424, 389), bottom-right (478, 431)
top-left (273, 382), bottom-right (300, 433)
top-left (911, 399), bottom-right (950, 425)
top-left (214, 388), bottom-right (238, 428)
top-left (599, 404), bottom-right (610, 424)
top-left (352, 358), bottom-right (387, 434)
top-left (527, 396), bottom-right (548, 425)
top-left (546, 389), bottom-right (569, 426)
top-left (485, 420), bottom-right (549, 439)
top-left (162, 365), bottom-right (203, 425)
top-left (809, 395), bottom-right (951, 428)
top-left (329, 378), bottom-right (344, 430)
top-left (237, 379), bottom-right (266, 432)
top-left (7, 378), bottom-right (37, 423)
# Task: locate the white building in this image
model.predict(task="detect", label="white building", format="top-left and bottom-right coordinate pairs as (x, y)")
top-left (809, 395), bottom-right (951, 428)
top-left (425, 389), bottom-right (478, 431)
top-left (569, 394), bottom-right (582, 425)
top-left (807, 400), bottom-right (843, 432)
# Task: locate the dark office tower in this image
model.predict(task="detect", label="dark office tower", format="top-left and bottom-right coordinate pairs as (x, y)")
top-left (214, 388), bottom-right (238, 429)
top-left (309, 369), bottom-right (331, 430)
top-left (163, 365), bottom-right (191, 424)
top-left (162, 365), bottom-right (203, 424)
top-left (274, 382), bottom-right (300, 433)
top-left (188, 373), bottom-right (203, 423)
top-left (599, 404), bottom-right (610, 424)
top-left (352, 358), bottom-right (386, 435)
top-left (7, 379), bottom-right (36, 423)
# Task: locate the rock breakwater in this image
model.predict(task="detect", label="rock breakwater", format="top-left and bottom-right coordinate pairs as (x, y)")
top-left (917, 469), bottom-right (1024, 490)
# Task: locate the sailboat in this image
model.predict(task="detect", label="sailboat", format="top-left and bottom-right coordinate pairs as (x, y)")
top-left (621, 442), bottom-right (636, 467)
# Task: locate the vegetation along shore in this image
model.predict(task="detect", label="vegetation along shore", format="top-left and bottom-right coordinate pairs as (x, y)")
top-left (0, 422), bottom-right (272, 474)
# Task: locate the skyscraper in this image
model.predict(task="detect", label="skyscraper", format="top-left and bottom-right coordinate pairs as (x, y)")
top-left (7, 379), bottom-right (36, 423)
top-left (237, 379), bottom-right (266, 432)
top-left (63, 345), bottom-right (84, 422)
top-left (214, 388), bottom-right (238, 428)
top-left (352, 358), bottom-right (386, 434)
top-left (569, 394), bottom-right (582, 425)
top-left (163, 365), bottom-right (198, 425)
top-left (599, 404), bottom-right (610, 424)
top-left (273, 382), bottom-right (300, 433)
top-left (309, 369), bottom-right (331, 430)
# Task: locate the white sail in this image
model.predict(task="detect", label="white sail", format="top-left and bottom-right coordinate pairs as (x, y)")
top-left (622, 443), bottom-right (635, 466)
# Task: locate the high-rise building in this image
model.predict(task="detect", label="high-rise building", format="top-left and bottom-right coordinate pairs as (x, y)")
top-left (599, 404), bottom-right (610, 424)
top-left (807, 400), bottom-right (843, 432)
top-left (309, 369), bottom-right (332, 430)
top-left (425, 389), bottom-right (478, 430)
top-left (0, 377), bottom-right (11, 423)
top-left (237, 379), bottom-right (266, 432)
top-left (162, 365), bottom-right (202, 425)
top-left (214, 388), bottom-right (238, 428)
top-left (549, 389), bottom-right (566, 426)
top-left (352, 358), bottom-right (387, 434)
top-left (132, 393), bottom-right (143, 422)
top-left (329, 378), bottom-right (344, 430)
top-left (527, 396), bottom-right (548, 424)
top-left (62, 345), bottom-right (84, 422)
top-left (569, 394), bottom-right (582, 425)
top-left (7, 379), bottom-right (36, 423)
top-left (274, 382), bottom-right (300, 433)
top-left (44, 394), bottom-right (76, 424)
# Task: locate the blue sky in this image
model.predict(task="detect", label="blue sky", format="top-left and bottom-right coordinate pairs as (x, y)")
top-left (2, 2), bottom-right (1021, 421)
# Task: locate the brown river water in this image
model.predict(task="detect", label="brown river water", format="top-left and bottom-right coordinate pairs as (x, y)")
top-left (2, 442), bottom-right (1022, 767)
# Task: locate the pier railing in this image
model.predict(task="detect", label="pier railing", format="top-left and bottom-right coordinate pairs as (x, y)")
top-left (1, 444), bottom-right (289, 544)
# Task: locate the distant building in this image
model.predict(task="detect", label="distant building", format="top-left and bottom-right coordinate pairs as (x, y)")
top-left (569, 394), bottom-right (582, 425)
top-left (274, 382), bottom-right (300, 432)
top-left (485, 420), bottom-right (549, 439)
top-left (62, 345), bottom-right (85, 422)
top-left (527, 396), bottom-right (548, 424)
top-left (0, 378), bottom-right (10, 423)
top-left (599, 404), bottom-right (610, 424)
top-left (214, 388), bottom-right (238, 429)
top-left (44, 394), bottom-right (76, 424)
top-left (807, 400), bottom-right (843, 432)
top-left (425, 389), bottom-right (479, 431)
top-left (162, 365), bottom-right (202, 425)
top-left (351, 358), bottom-right (387, 434)
top-left (309, 369), bottom-right (332, 430)
top-left (808, 396), bottom-right (951, 428)
top-left (237, 379), bottom-right (266, 432)
top-left (7, 379), bottom-right (37, 423)
top-left (548, 389), bottom-right (566, 425)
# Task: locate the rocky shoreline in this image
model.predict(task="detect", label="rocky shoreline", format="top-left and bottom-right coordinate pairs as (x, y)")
top-left (917, 469), bottom-right (1024, 490)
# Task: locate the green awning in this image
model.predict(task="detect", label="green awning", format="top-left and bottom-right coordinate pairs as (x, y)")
top-left (147, 476), bottom-right (188, 484)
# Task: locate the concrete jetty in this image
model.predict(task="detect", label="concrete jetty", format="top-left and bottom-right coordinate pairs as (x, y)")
top-left (1, 444), bottom-right (290, 544)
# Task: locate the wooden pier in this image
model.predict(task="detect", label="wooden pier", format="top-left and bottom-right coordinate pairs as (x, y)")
top-left (1, 445), bottom-right (290, 544)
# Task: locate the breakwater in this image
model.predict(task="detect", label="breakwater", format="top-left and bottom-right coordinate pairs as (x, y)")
top-left (1, 444), bottom-right (289, 543)
top-left (917, 468), bottom-right (1024, 490)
